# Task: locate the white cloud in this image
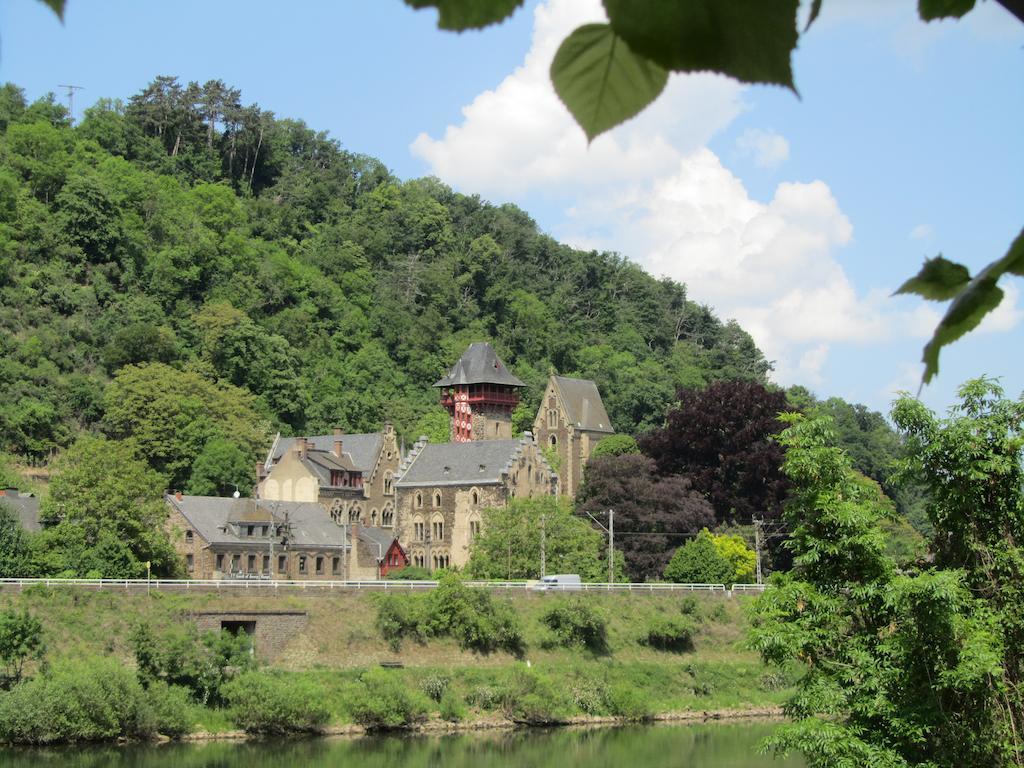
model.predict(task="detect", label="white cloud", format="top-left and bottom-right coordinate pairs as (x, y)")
top-left (735, 128), bottom-right (790, 169)
top-left (910, 223), bottom-right (932, 240)
top-left (412, 0), bottom-right (941, 389)
top-left (410, 0), bottom-right (744, 198)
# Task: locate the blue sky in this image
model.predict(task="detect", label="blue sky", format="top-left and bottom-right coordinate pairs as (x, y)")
top-left (3, 0), bottom-right (1022, 417)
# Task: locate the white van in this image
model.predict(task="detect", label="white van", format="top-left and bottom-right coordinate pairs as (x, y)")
top-left (533, 574), bottom-right (583, 591)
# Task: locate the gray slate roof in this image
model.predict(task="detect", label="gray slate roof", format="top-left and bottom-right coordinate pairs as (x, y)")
top-left (553, 376), bottom-right (614, 433)
top-left (433, 342), bottom-right (525, 388)
top-left (358, 526), bottom-right (396, 554)
top-left (0, 491), bottom-right (41, 533)
top-left (168, 495), bottom-right (347, 549)
top-left (395, 439), bottom-right (524, 487)
top-left (270, 433), bottom-right (383, 472)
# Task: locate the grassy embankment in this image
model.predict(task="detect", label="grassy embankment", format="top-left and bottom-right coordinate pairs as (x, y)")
top-left (0, 585), bottom-right (793, 736)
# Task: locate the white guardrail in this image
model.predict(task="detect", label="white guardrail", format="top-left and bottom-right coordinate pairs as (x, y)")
top-left (0, 578), bottom-right (768, 594)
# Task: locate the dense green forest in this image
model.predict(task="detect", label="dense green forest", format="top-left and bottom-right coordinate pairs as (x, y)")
top-left (0, 77), bottom-right (774, 488)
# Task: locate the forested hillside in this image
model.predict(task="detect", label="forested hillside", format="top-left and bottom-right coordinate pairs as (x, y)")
top-left (0, 77), bottom-right (770, 487)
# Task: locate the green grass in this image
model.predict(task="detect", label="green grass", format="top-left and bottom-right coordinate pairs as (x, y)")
top-left (0, 585), bottom-right (794, 734)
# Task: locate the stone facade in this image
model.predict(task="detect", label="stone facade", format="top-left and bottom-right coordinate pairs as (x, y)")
top-left (190, 610), bottom-right (308, 661)
top-left (257, 425), bottom-right (400, 531)
top-left (166, 494), bottom-right (405, 581)
top-left (532, 375), bottom-right (614, 499)
top-left (394, 435), bottom-right (557, 571)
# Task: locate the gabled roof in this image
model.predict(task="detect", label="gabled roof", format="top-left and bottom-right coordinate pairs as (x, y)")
top-left (358, 525), bottom-right (397, 555)
top-left (553, 376), bottom-right (614, 433)
top-left (395, 438), bottom-right (548, 487)
top-left (270, 433), bottom-right (384, 472)
top-left (433, 342), bottom-right (524, 388)
top-left (168, 495), bottom-right (345, 549)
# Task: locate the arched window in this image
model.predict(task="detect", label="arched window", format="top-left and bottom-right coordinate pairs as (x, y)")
top-left (431, 514), bottom-right (444, 541)
top-left (413, 516), bottom-right (425, 541)
top-left (469, 514), bottom-right (481, 540)
top-left (548, 409), bottom-right (557, 428)
top-left (471, 490), bottom-right (478, 506)
top-left (382, 505), bottom-right (394, 527)
top-left (434, 491), bottom-right (442, 507)
top-left (415, 492), bottom-right (423, 509)
top-left (549, 434), bottom-right (557, 447)
top-left (349, 506), bottom-right (361, 524)
top-left (371, 509), bottom-right (378, 526)
top-left (384, 472), bottom-right (393, 495)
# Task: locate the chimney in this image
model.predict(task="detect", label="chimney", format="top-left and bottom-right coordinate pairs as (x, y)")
top-left (333, 426), bottom-right (344, 459)
top-left (297, 438), bottom-right (307, 460)
top-left (0, 489), bottom-right (6, 497)
top-left (174, 490), bottom-right (183, 501)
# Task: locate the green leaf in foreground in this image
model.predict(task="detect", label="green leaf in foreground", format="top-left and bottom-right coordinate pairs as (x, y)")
top-left (551, 23), bottom-right (668, 142)
top-left (37, 0), bottom-right (65, 21)
top-left (919, 228), bottom-right (1024, 383)
top-left (918, 0), bottom-right (977, 21)
top-left (404, 0), bottom-right (523, 31)
top-left (895, 256), bottom-right (971, 301)
top-left (602, 0), bottom-right (800, 91)
top-left (806, 0), bottom-right (824, 31)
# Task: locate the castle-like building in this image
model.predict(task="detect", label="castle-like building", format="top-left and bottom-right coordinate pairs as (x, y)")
top-left (166, 342), bottom-right (611, 578)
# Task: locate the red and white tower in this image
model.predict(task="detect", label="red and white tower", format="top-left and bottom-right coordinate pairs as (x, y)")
top-left (434, 343), bottom-right (524, 442)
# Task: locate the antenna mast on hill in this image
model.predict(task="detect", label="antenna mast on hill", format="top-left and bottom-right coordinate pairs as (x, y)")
top-left (57, 84), bottom-right (84, 123)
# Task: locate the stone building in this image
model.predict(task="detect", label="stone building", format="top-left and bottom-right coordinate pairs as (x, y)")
top-left (393, 434), bottom-right (558, 571)
top-left (435, 342), bottom-right (524, 442)
top-left (165, 493), bottom-right (407, 580)
top-left (532, 374), bottom-right (614, 499)
top-left (256, 424), bottom-right (400, 530)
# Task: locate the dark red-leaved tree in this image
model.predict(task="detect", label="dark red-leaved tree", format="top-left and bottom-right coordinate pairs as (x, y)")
top-left (639, 381), bottom-right (790, 526)
top-left (577, 454), bottom-right (716, 582)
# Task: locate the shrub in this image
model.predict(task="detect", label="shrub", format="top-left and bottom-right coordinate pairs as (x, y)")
top-left (0, 609), bottom-right (45, 687)
top-left (373, 594), bottom-right (426, 652)
top-left (387, 566), bottom-right (432, 580)
top-left (539, 599), bottom-right (607, 652)
top-left (420, 674), bottom-right (450, 702)
top-left (643, 615), bottom-right (695, 653)
top-left (568, 677), bottom-right (608, 714)
top-left (465, 685), bottom-right (503, 710)
top-left (604, 682), bottom-right (653, 721)
top-left (424, 574), bottom-right (523, 655)
top-left (130, 623), bottom-right (254, 704)
top-left (0, 657), bottom-right (153, 744)
top-left (502, 669), bottom-right (568, 724)
top-left (438, 689), bottom-right (467, 722)
top-left (347, 669), bottom-right (430, 730)
top-left (144, 681), bottom-right (194, 739)
top-left (678, 596), bottom-right (700, 616)
top-left (220, 671), bottom-right (329, 735)
top-left (662, 529), bottom-right (734, 585)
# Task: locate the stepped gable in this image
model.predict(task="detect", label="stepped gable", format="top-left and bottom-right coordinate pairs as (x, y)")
top-left (395, 435), bottom-right (554, 487)
top-left (433, 342), bottom-right (524, 388)
top-left (267, 433), bottom-right (383, 472)
top-left (552, 376), bottom-right (614, 433)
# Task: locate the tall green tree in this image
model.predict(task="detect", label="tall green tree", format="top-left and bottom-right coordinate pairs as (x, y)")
top-left (750, 390), bottom-right (1022, 768)
top-left (466, 496), bottom-right (622, 582)
top-left (0, 503), bottom-right (35, 578)
top-left (34, 435), bottom-right (180, 578)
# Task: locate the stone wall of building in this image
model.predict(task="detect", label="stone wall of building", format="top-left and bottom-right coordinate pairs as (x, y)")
top-left (190, 610), bottom-right (308, 661)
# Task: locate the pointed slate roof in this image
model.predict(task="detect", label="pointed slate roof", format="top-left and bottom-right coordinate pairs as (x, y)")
top-left (433, 342), bottom-right (525, 388)
top-left (553, 376), bottom-right (614, 433)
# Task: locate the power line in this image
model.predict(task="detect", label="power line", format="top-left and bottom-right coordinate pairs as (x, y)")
top-left (57, 84), bottom-right (84, 123)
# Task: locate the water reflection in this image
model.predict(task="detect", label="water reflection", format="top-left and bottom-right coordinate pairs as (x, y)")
top-left (0, 721), bottom-right (803, 768)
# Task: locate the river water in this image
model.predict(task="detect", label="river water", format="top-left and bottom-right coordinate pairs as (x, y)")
top-left (0, 721), bottom-right (804, 767)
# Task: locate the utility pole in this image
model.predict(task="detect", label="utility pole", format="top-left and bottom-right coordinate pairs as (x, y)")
top-left (58, 84), bottom-right (84, 124)
top-left (608, 509), bottom-right (614, 585)
top-left (540, 510), bottom-right (546, 579)
top-left (754, 517), bottom-right (763, 585)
